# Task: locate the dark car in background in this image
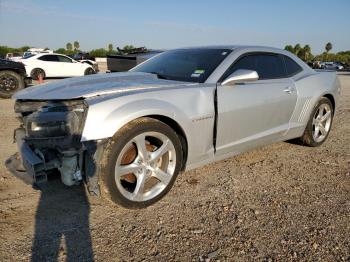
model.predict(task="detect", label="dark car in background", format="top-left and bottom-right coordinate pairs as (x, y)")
top-left (107, 47), bottom-right (163, 72)
top-left (0, 59), bottom-right (31, 98)
top-left (69, 52), bottom-right (95, 62)
top-left (68, 52), bottom-right (99, 72)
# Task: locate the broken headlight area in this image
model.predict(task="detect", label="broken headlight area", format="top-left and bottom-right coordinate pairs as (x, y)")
top-left (14, 99), bottom-right (87, 147)
top-left (26, 111), bottom-right (79, 138)
top-left (8, 99), bottom-right (92, 187)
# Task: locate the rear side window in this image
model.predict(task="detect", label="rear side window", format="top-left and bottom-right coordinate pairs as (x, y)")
top-left (284, 56), bottom-right (302, 76)
top-left (38, 55), bottom-right (58, 62)
top-left (222, 53), bottom-right (285, 80)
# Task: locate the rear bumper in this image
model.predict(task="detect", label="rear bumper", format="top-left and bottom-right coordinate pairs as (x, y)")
top-left (5, 129), bottom-right (49, 185)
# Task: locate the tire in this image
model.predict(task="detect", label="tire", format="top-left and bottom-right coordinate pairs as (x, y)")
top-left (300, 97), bottom-right (334, 147)
top-left (100, 117), bottom-right (183, 209)
top-left (84, 67), bottom-right (95, 75)
top-left (31, 68), bottom-right (45, 81)
top-left (0, 70), bottom-right (25, 99)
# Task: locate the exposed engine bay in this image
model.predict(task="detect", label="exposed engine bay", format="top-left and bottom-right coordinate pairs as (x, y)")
top-left (6, 99), bottom-right (102, 194)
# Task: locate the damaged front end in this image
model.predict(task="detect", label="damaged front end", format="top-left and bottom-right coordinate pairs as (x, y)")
top-left (5, 99), bottom-right (103, 195)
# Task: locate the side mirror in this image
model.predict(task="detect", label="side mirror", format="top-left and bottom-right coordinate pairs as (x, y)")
top-left (221, 69), bottom-right (259, 86)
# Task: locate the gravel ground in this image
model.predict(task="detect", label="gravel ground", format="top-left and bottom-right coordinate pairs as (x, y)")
top-left (0, 73), bottom-right (349, 261)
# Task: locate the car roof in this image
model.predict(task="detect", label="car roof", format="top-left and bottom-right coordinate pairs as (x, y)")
top-left (174, 45), bottom-right (285, 52)
top-left (31, 53), bottom-right (69, 58)
top-left (35, 53), bottom-right (67, 56)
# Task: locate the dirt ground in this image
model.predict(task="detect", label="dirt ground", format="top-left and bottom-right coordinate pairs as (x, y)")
top-left (0, 73), bottom-right (349, 261)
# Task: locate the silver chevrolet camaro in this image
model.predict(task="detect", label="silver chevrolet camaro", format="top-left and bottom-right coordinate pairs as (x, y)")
top-left (6, 46), bottom-right (340, 208)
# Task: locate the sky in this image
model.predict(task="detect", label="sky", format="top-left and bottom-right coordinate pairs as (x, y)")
top-left (0, 0), bottom-right (349, 54)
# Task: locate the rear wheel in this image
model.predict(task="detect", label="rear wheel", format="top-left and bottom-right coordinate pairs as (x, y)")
top-left (100, 118), bottom-right (183, 208)
top-left (300, 97), bottom-right (333, 147)
top-left (0, 70), bottom-right (24, 98)
top-left (84, 67), bottom-right (95, 75)
top-left (31, 68), bottom-right (45, 81)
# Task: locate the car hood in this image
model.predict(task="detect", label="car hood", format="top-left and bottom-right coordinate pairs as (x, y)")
top-left (0, 58), bottom-right (25, 70)
top-left (14, 72), bottom-right (197, 100)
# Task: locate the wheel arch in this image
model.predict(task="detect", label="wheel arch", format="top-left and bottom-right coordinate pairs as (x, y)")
top-left (0, 69), bottom-right (22, 76)
top-left (144, 114), bottom-right (188, 171)
top-left (323, 93), bottom-right (335, 111)
top-left (82, 61), bottom-right (93, 66)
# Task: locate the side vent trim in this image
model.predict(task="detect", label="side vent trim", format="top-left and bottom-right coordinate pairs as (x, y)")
top-left (299, 98), bottom-right (311, 123)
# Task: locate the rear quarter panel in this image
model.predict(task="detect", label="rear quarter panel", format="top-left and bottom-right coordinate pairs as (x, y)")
top-left (287, 70), bottom-right (340, 138)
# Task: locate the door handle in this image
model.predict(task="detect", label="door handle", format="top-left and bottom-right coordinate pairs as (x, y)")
top-left (283, 87), bottom-right (293, 94)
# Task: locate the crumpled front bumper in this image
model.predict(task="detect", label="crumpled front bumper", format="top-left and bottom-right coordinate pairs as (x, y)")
top-left (5, 128), bottom-right (57, 185)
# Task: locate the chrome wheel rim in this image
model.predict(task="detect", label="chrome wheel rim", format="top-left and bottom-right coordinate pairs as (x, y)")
top-left (312, 103), bottom-right (332, 143)
top-left (114, 132), bottom-right (176, 202)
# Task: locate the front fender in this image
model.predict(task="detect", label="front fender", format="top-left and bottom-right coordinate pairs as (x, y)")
top-left (81, 98), bottom-right (190, 142)
top-left (81, 85), bottom-right (216, 168)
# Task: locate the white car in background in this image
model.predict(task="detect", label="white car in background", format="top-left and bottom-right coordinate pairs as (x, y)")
top-left (5, 52), bottom-right (23, 62)
top-left (320, 62), bottom-right (344, 71)
top-left (21, 53), bottom-right (96, 80)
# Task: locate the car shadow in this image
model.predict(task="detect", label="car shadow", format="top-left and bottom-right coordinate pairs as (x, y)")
top-left (31, 173), bottom-right (94, 261)
top-left (284, 138), bottom-right (304, 146)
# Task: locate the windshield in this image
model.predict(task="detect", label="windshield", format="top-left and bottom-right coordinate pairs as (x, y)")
top-left (22, 54), bottom-right (36, 59)
top-left (131, 48), bottom-right (232, 83)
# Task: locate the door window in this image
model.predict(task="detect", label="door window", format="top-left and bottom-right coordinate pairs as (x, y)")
top-left (38, 55), bottom-right (59, 62)
top-left (222, 53), bottom-right (286, 81)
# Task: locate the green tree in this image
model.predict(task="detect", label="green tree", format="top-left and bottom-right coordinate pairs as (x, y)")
top-left (20, 46), bottom-right (31, 52)
top-left (89, 48), bottom-right (108, 57)
top-left (325, 42), bottom-right (332, 53)
top-left (66, 42), bottom-right (73, 51)
top-left (123, 45), bottom-right (135, 51)
top-left (73, 41), bottom-right (80, 51)
top-left (0, 45), bottom-right (10, 58)
top-left (55, 48), bottom-right (67, 54)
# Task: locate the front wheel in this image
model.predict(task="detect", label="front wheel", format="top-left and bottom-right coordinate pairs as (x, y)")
top-left (0, 70), bottom-right (25, 99)
top-left (84, 67), bottom-right (95, 75)
top-left (100, 118), bottom-right (183, 208)
top-left (300, 97), bottom-right (334, 147)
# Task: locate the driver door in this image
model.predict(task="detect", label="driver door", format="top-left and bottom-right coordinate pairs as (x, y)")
top-left (215, 53), bottom-right (297, 156)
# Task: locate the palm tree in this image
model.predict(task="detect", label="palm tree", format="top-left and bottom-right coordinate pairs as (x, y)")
top-left (325, 42), bottom-right (332, 53)
top-left (108, 43), bottom-right (113, 53)
top-left (303, 45), bottom-right (311, 61)
top-left (73, 41), bottom-right (80, 51)
top-left (284, 45), bottom-right (294, 53)
top-left (294, 44), bottom-right (302, 56)
top-left (66, 42), bottom-right (73, 51)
